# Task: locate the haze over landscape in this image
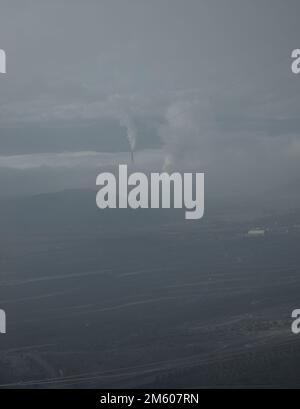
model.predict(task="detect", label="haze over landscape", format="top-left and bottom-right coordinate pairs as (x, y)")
top-left (0, 1), bottom-right (300, 388)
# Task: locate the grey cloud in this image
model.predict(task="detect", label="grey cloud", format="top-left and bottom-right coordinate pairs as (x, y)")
top-left (0, 0), bottom-right (300, 204)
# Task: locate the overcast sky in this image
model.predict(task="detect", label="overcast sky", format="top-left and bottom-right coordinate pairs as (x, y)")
top-left (0, 0), bottom-right (300, 203)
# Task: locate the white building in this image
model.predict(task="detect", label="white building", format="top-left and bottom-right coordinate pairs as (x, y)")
top-left (247, 228), bottom-right (265, 237)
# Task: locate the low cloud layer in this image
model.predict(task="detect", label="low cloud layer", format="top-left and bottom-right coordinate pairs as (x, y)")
top-left (0, 1), bottom-right (300, 209)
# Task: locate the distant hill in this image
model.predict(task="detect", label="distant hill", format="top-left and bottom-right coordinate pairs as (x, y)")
top-left (0, 189), bottom-right (187, 237)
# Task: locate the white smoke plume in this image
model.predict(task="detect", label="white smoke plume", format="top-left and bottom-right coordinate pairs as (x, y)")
top-left (160, 98), bottom-right (216, 172)
top-left (119, 115), bottom-right (137, 153)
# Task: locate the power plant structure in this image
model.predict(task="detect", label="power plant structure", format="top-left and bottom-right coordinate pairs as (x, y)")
top-left (130, 150), bottom-right (134, 164)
